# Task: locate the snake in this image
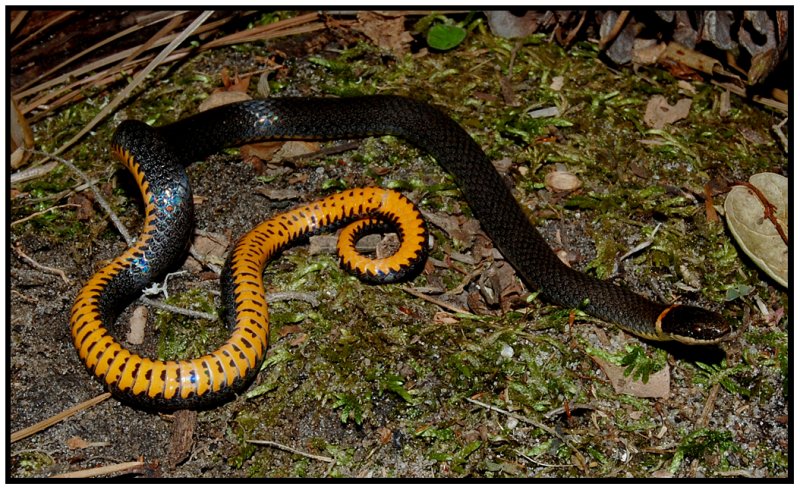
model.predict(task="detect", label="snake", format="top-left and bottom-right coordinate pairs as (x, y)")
top-left (69, 95), bottom-right (730, 410)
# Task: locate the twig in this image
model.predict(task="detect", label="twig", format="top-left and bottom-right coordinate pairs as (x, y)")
top-left (465, 397), bottom-right (562, 441)
top-left (697, 382), bottom-right (720, 428)
top-left (13, 244), bottom-right (71, 285)
top-left (772, 117), bottom-right (788, 153)
top-left (731, 180), bottom-right (788, 245)
top-left (23, 149), bottom-right (134, 246)
top-left (401, 285), bottom-right (471, 315)
top-left (10, 393), bottom-right (111, 443)
top-left (10, 203), bottom-right (80, 227)
top-left (598, 10), bottom-right (630, 50)
top-left (50, 461), bottom-right (146, 479)
top-left (284, 141), bottom-right (362, 164)
top-left (466, 397), bottom-right (587, 472)
top-left (246, 439), bottom-right (334, 463)
top-left (8, 161), bottom-right (59, 184)
top-left (265, 291), bottom-right (320, 308)
top-left (139, 297), bottom-right (218, 322)
top-left (140, 290), bottom-right (320, 321)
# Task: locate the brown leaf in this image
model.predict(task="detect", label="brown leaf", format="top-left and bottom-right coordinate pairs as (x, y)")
top-left (433, 311), bottom-right (459, 325)
top-left (241, 141), bottom-right (284, 162)
top-left (643, 95), bottom-right (692, 129)
top-left (279, 324), bottom-right (302, 337)
top-left (68, 191), bottom-right (95, 221)
top-left (353, 11), bottom-right (413, 56)
top-left (289, 333), bottom-right (308, 347)
top-left (67, 436), bottom-right (90, 449)
top-left (198, 91), bottom-right (252, 112)
top-left (377, 426), bottom-right (393, 445)
top-left (272, 141), bottom-right (321, 161)
top-left (591, 356), bottom-right (670, 398)
top-left (192, 233), bottom-right (229, 264)
top-left (219, 67), bottom-right (251, 93)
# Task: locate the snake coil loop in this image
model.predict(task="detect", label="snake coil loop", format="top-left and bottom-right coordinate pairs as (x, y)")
top-left (70, 96), bottom-right (729, 409)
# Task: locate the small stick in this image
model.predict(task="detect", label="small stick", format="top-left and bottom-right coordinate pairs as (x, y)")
top-left (139, 291), bottom-right (320, 322)
top-left (598, 10), bottom-right (630, 50)
top-left (12, 244), bottom-right (70, 285)
top-left (10, 203), bottom-right (80, 227)
top-left (10, 393), bottom-right (111, 443)
top-left (732, 180), bottom-right (788, 245)
top-left (465, 397), bottom-right (561, 440)
top-left (401, 286), bottom-right (471, 315)
top-left (50, 461), bottom-right (145, 479)
top-left (697, 382), bottom-right (720, 428)
top-left (139, 297), bottom-right (217, 322)
top-left (246, 439), bottom-right (334, 463)
top-left (24, 149), bottom-right (134, 246)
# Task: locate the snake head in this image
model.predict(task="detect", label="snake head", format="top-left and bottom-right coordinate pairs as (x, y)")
top-left (657, 304), bottom-right (731, 345)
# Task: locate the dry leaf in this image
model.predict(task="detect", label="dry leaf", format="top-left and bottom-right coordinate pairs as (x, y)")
top-left (309, 234), bottom-right (338, 255)
top-left (724, 172), bottom-right (788, 287)
top-left (192, 233), bottom-right (229, 267)
top-left (353, 11), bottom-right (413, 56)
top-left (241, 141), bottom-right (285, 162)
top-left (643, 95), bottom-right (692, 129)
top-left (67, 436), bottom-right (90, 449)
top-left (632, 39), bottom-right (666, 65)
top-left (272, 140), bottom-right (320, 161)
top-left (279, 324), bottom-right (302, 337)
top-left (198, 91), bottom-right (252, 112)
top-left (433, 311), bottom-right (459, 324)
top-left (592, 356), bottom-right (671, 398)
top-left (68, 192), bottom-right (95, 221)
top-left (289, 332), bottom-right (308, 347)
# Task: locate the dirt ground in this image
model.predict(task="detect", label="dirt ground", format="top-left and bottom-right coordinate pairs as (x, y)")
top-left (8, 12), bottom-right (789, 479)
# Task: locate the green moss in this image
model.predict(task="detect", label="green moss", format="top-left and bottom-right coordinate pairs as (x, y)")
top-left (155, 289), bottom-right (222, 360)
top-left (11, 451), bottom-right (54, 478)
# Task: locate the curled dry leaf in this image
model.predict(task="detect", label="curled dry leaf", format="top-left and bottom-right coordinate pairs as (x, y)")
top-left (724, 172), bottom-right (788, 287)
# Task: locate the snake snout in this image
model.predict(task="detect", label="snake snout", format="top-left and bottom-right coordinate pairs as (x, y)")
top-left (661, 305), bottom-right (731, 344)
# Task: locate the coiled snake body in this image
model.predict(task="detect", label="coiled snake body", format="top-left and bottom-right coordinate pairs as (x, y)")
top-left (70, 96), bottom-right (729, 409)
